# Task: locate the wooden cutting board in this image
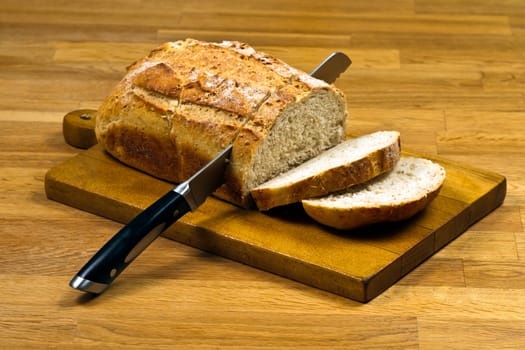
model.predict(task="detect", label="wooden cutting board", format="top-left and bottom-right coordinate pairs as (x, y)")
top-left (44, 145), bottom-right (506, 302)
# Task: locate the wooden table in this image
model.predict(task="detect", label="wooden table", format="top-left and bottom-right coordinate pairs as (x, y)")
top-left (1, 1), bottom-right (524, 348)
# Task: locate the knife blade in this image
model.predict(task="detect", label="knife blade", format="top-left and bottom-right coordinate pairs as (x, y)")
top-left (310, 52), bottom-right (352, 84)
top-left (70, 52), bottom-right (351, 294)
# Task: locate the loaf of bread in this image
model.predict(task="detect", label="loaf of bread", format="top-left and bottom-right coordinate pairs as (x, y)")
top-left (302, 157), bottom-right (446, 230)
top-left (250, 131), bottom-right (401, 210)
top-left (95, 39), bottom-right (347, 208)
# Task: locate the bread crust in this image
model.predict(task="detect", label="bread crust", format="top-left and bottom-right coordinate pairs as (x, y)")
top-left (302, 186), bottom-right (442, 230)
top-left (250, 132), bottom-right (401, 210)
top-left (302, 157), bottom-right (446, 230)
top-left (95, 39), bottom-right (347, 208)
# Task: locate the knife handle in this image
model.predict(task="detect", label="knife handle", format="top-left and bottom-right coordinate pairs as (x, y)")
top-left (69, 185), bottom-right (191, 294)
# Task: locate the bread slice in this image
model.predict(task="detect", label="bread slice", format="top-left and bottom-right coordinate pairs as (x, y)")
top-left (250, 131), bottom-right (401, 210)
top-left (302, 157), bottom-right (446, 230)
top-left (95, 39), bottom-right (347, 208)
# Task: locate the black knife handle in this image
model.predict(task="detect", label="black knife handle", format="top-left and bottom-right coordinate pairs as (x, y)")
top-left (69, 187), bottom-right (191, 294)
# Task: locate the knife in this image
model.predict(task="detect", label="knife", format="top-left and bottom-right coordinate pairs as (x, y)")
top-left (309, 52), bottom-right (351, 83)
top-left (70, 52), bottom-right (351, 294)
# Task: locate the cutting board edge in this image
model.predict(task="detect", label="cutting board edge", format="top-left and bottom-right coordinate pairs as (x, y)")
top-left (363, 173), bottom-right (506, 301)
top-left (163, 223), bottom-right (378, 302)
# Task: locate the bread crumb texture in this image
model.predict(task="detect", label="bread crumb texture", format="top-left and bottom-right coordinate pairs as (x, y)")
top-left (257, 131), bottom-right (400, 187)
top-left (250, 131), bottom-right (401, 210)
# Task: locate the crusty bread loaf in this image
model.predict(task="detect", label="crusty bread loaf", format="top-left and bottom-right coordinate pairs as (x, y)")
top-left (250, 131), bottom-right (401, 210)
top-left (95, 39), bottom-right (347, 208)
top-left (302, 157), bottom-right (446, 230)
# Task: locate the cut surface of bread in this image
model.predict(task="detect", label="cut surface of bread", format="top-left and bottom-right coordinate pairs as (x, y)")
top-left (95, 39), bottom-right (347, 208)
top-left (250, 131), bottom-right (401, 210)
top-left (302, 157), bottom-right (446, 230)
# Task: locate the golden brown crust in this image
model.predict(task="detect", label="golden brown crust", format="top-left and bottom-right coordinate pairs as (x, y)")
top-left (302, 186), bottom-right (442, 230)
top-left (95, 39), bottom-right (346, 208)
top-left (132, 63), bottom-right (182, 100)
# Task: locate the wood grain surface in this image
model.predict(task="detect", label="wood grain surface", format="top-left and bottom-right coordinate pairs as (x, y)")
top-left (44, 145), bottom-right (506, 303)
top-left (1, 0), bottom-right (525, 348)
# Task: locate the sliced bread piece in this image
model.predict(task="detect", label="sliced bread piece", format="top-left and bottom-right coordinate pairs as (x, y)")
top-left (250, 131), bottom-right (401, 210)
top-left (302, 157), bottom-right (446, 230)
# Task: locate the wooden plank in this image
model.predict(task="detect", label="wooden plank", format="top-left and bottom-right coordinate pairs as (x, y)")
top-left (2, 0), bottom-right (525, 347)
top-left (418, 318), bottom-right (525, 349)
top-left (174, 12), bottom-right (511, 36)
top-left (44, 145), bottom-right (506, 302)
